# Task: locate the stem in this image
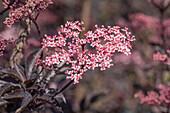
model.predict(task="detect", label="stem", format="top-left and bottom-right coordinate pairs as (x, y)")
top-left (53, 80), bottom-right (74, 96)
top-left (32, 20), bottom-right (43, 48)
top-left (32, 67), bottom-right (44, 83)
top-left (0, 0), bottom-right (23, 15)
top-left (0, 0), bottom-right (17, 15)
top-left (82, 44), bottom-right (85, 52)
top-left (35, 12), bottom-right (40, 20)
top-left (37, 68), bottom-right (44, 76)
top-left (0, 7), bottom-right (9, 15)
top-left (32, 19), bottom-right (44, 61)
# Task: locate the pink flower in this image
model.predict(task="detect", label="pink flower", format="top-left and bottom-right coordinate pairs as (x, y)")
top-left (0, 34), bottom-right (15, 56)
top-left (129, 13), bottom-right (159, 31)
top-left (41, 21), bottom-right (135, 84)
top-left (135, 82), bottom-right (170, 106)
top-left (3, 0), bottom-right (53, 28)
top-left (153, 51), bottom-right (170, 64)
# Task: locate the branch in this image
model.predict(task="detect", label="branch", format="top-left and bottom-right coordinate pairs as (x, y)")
top-left (0, 7), bottom-right (9, 15)
top-left (53, 80), bottom-right (74, 96)
top-left (0, 0), bottom-right (18, 15)
top-left (32, 19), bottom-right (43, 48)
top-left (35, 12), bottom-right (40, 20)
top-left (31, 19), bottom-right (44, 61)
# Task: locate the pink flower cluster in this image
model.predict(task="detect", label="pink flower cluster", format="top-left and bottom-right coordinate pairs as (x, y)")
top-left (135, 82), bottom-right (170, 106)
top-left (3, 0), bottom-right (53, 28)
top-left (0, 34), bottom-right (14, 56)
top-left (42, 21), bottom-right (136, 84)
top-left (129, 13), bottom-right (159, 31)
top-left (128, 13), bottom-right (170, 38)
top-left (153, 50), bottom-right (170, 65)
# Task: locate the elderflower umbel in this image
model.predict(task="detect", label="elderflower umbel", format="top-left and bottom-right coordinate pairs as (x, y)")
top-left (42, 21), bottom-right (136, 84)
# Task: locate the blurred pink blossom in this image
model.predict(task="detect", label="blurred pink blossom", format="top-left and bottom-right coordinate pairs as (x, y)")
top-left (0, 27), bottom-right (19, 40)
top-left (153, 51), bottom-right (170, 65)
top-left (116, 18), bottom-right (129, 27)
top-left (38, 11), bottom-right (59, 25)
top-left (24, 38), bottom-right (40, 58)
top-left (114, 51), bottom-right (145, 67)
top-left (129, 13), bottom-right (159, 31)
top-left (135, 82), bottom-right (170, 106)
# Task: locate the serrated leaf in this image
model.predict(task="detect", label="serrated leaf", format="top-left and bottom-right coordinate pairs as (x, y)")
top-left (25, 49), bottom-right (42, 79)
top-left (37, 94), bottom-right (54, 103)
top-left (0, 80), bottom-right (7, 87)
top-left (0, 99), bottom-right (8, 106)
top-left (15, 91), bottom-right (33, 113)
top-left (37, 69), bottom-right (56, 87)
top-left (0, 83), bottom-right (20, 97)
top-left (17, 64), bottom-right (25, 75)
top-left (1, 89), bottom-right (24, 99)
top-left (44, 70), bottom-right (55, 83)
top-left (0, 69), bottom-right (23, 82)
top-left (21, 91), bottom-right (33, 106)
top-left (37, 94), bottom-right (62, 112)
top-left (14, 63), bottom-right (26, 82)
top-left (41, 69), bottom-right (54, 81)
top-left (55, 93), bottom-right (66, 104)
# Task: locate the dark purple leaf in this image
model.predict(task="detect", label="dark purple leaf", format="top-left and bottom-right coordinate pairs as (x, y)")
top-left (1, 89), bottom-right (25, 99)
top-left (25, 49), bottom-right (42, 79)
top-left (14, 63), bottom-right (26, 82)
top-left (24, 79), bottom-right (36, 88)
top-left (21, 91), bottom-right (33, 106)
top-left (0, 100), bottom-right (8, 106)
top-left (0, 83), bottom-right (20, 97)
top-left (15, 91), bottom-right (33, 113)
top-left (37, 94), bottom-right (63, 112)
top-left (0, 69), bottom-right (23, 82)
top-left (26, 85), bottom-right (38, 90)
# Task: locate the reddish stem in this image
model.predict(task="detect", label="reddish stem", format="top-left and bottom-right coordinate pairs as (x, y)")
top-left (37, 68), bottom-right (44, 76)
top-left (32, 19), bottom-right (44, 61)
top-left (35, 12), bottom-right (40, 20)
top-left (0, 7), bottom-right (9, 15)
top-left (53, 80), bottom-right (74, 96)
top-left (32, 20), bottom-right (43, 48)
